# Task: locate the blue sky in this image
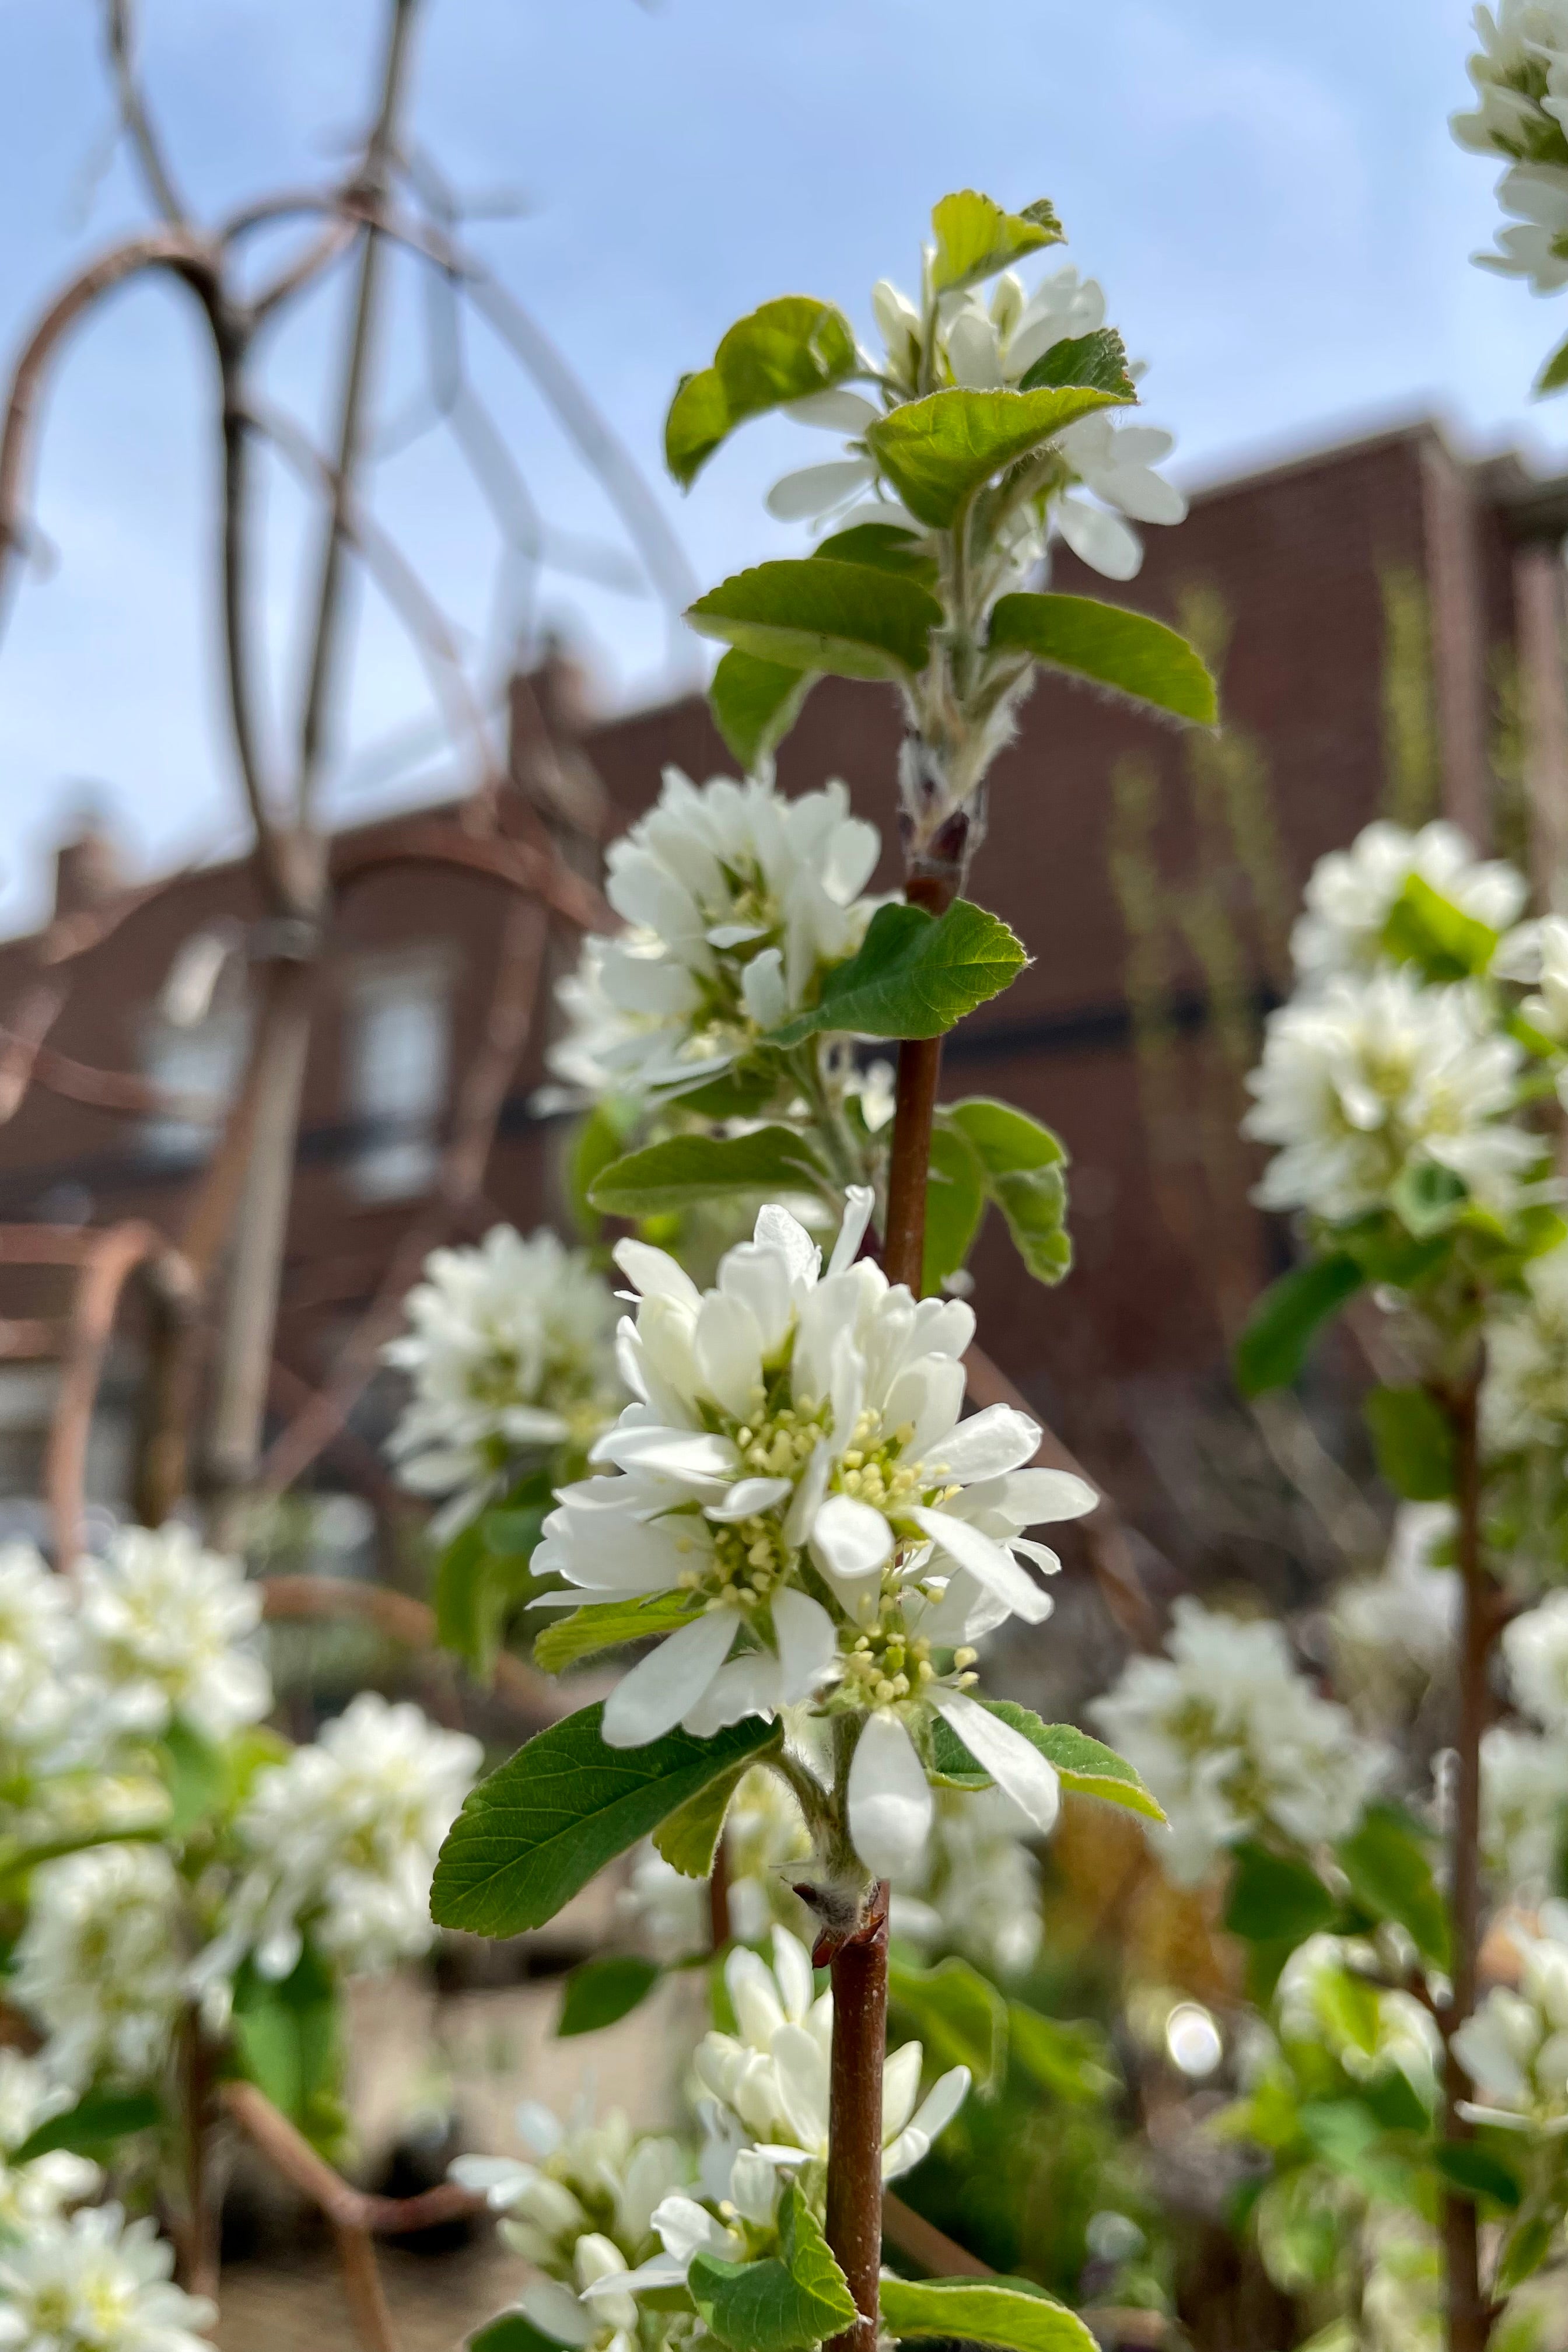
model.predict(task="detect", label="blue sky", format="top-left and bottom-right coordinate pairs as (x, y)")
top-left (0, 0), bottom-right (1553, 930)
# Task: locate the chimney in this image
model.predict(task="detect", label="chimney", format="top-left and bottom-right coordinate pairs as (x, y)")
top-left (52, 808), bottom-right (121, 921)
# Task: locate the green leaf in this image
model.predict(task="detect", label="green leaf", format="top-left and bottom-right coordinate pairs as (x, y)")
top-left (709, 650), bottom-right (818, 771)
top-left (923, 1122), bottom-right (988, 1297)
top-left (1006, 2005), bottom-right (1118, 2106)
top-left (1223, 1843), bottom-right (1336, 1944)
top-left (470, 2318), bottom-right (573, 2352)
top-left (879, 2277), bottom-right (1097, 2352)
top-left (889, 1954), bottom-right (1009, 2092)
top-left (866, 386), bottom-right (1125, 530)
top-left (1233, 1253), bottom-right (1365, 1398)
top-left (653, 1758), bottom-right (755, 1879)
top-left (1337, 1805), bottom-right (1451, 1969)
top-left (769, 901), bottom-right (1027, 1049)
top-left (690, 2182), bottom-right (856, 2352)
top-left (565, 1097), bottom-right (639, 1241)
top-left (1537, 327), bottom-right (1568, 398)
top-left (665, 299), bottom-right (860, 488)
top-left (814, 523), bottom-right (938, 583)
top-left (1364, 1385), bottom-right (1455, 1503)
top-left (557, 1954), bottom-right (662, 2038)
top-left (1497, 2211), bottom-right (1556, 2292)
top-left (945, 1098), bottom-right (1071, 1289)
top-left (535, 1592), bottom-right (708, 1675)
top-left (230, 1945), bottom-right (344, 2151)
top-left (1017, 328), bottom-right (1135, 400)
top-left (930, 191), bottom-right (1063, 292)
top-left (12, 2086), bottom-right (163, 2164)
top-left (589, 1127), bottom-right (833, 1218)
top-left (435, 1471), bottom-right (554, 1683)
top-left (1434, 2141), bottom-right (1522, 2212)
top-left (686, 560), bottom-right (943, 682)
top-left (988, 593), bottom-right (1218, 727)
top-left (1381, 871), bottom-right (1499, 982)
top-left (431, 1704), bottom-right (780, 1937)
top-left (159, 1718), bottom-right (226, 1839)
top-left (930, 1702), bottom-right (1166, 1824)
top-left (1388, 1158), bottom-right (1469, 1238)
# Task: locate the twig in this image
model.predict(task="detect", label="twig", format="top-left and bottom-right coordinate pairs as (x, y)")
top-left (332, 814), bottom-right (612, 933)
top-left (102, 0), bottom-right (188, 225)
top-left (0, 982), bottom-right (68, 1122)
top-left (44, 1220), bottom-right (182, 1571)
top-left (258, 1575), bottom-right (558, 1716)
top-left (880, 2191), bottom-right (990, 2278)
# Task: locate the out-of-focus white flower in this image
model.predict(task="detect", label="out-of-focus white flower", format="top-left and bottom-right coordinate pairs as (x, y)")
top-left (895, 1785), bottom-right (1042, 1978)
top-left (384, 1225), bottom-right (621, 1534)
top-left (0, 2203), bottom-right (215, 2352)
top-left (1052, 416), bottom-right (1186, 584)
top-left (1242, 971), bottom-right (1535, 1224)
top-left (1498, 909), bottom-right (1568, 1040)
top-left (222, 1694), bottom-right (480, 1983)
top-left (1091, 1600), bottom-right (1384, 1884)
top-left (1480, 1723), bottom-right (1568, 1891)
top-left (1452, 3), bottom-right (1568, 164)
top-left (13, 1844), bottom-right (187, 2091)
top-left (1479, 161), bottom-right (1568, 288)
top-left (0, 1542), bottom-right (104, 1781)
top-left (76, 1522), bottom-right (270, 1744)
top-left (1455, 1905), bottom-right (1568, 2131)
top-left (1504, 1589), bottom-right (1568, 1730)
top-left (1483, 1241), bottom-right (1568, 1452)
top-left (0, 2050), bottom-right (100, 2231)
top-left (550, 771), bottom-right (883, 1095)
top-left (1331, 1506), bottom-right (1459, 1709)
top-left (1291, 821), bottom-right (1526, 986)
top-left (1276, 1934), bottom-right (1441, 2095)
top-left (537, 1192), bottom-right (1090, 1874)
top-left (1360, 2211), bottom-right (1444, 2352)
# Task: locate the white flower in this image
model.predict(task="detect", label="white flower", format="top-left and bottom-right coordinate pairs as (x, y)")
top-left (1291, 820), bottom-right (1526, 986)
top-left (549, 770), bottom-right (883, 1096)
top-left (0, 1543), bottom-right (104, 1782)
top-left (0, 2052), bottom-right (100, 2232)
top-left (1480, 1723), bottom-right (1568, 1890)
top-left (12, 1844), bottom-right (188, 2091)
top-left (1091, 1599), bottom-right (1384, 1884)
top-left (536, 1192), bottom-right (1092, 1873)
top-left (1052, 416), bottom-right (1186, 584)
top-left (1452, 4), bottom-right (1568, 163)
top-left (1498, 910), bottom-right (1568, 1056)
top-left (223, 1694), bottom-right (480, 1982)
top-left (1454, 1905), bottom-right (1568, 2131)
top-left (1478, 160), bottom-right (1568, 288)
top-left (76, 1522), bottom-right (270, 1743)
top-left (1277, 1934), bottom-right (1440, 2094)
top-left (893, 1784), bottom-right (1042, 1978)
top-left (1504, 1589), bottom-right (1568, 1730)
top-left (1331, 1505), bottom-right (1459, 1706)
top-left (1242, 970), bottom-right (1535, 1224)
top-left (385, 1225), bottom-right (621, 1534)
top-left (1482, 1240), bottom-right (1568, 1451)
top-left (0, 2203), bottom-right (215, 2352)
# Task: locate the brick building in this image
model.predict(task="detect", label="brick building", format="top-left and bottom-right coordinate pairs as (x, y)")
top-left (0, 416), bottom-right (1562, 1574)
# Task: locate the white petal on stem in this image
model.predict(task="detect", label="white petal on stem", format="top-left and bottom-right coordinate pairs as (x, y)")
top-left (741, 947), bottom-right (790, 1029)
top-left (987, 1466), bottom-right (1099, 1524)
top-left (811, 1493), bottom-right (893, 1583)
top-left (520, 2282), bottom-right (598, 2346)
top-left (932, 1404), bottom-right (1042, 1482)
top-left (694, 1293), bottom-right (765, 1420)
top-left (909, 1507), bottom-right (1052, 1623)
top-left (651, 2194), bottom-right (742, 2264)
top-left (771, 2020), bottom-right (832, 2150)
top-left (935, 1691), bottom-right (1060, 1833)
top-left (883, 2063), bottom-right (971, 2179)
top-left (770, 1587), bottom-right (839, 1700)
top-left (612, 1241), bottom-right (702, 1310)
top-left (771, 1924), bottom-right (815, 2024)
top-left (827, 1185), bottom-right (877, 1276)
top-left (601, 1611), bottom-right (739, 1748)
top-left (847, 1710), bottom-right (935, 1878)
top-left (881, 2039), bottom-right (923, 2139)
top-left (783, 389), bottom-right (884, 430)
top-left (752, 1204), bottom-right (822, 1287)
top-left (593, 1423), bottom-right (740, 1485)
top-left (706, 1478), bottom-right (794, 1522)
top-left (1055, 497), bottom-right (1142, 581)
top-left (765, 458), bottom-right (877, 520)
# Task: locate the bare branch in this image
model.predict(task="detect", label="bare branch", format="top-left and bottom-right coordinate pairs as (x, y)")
top-left (333, 814), bottom-right (612, 932)
top-left (258, 1574), bottom-right (557, 1716)
top-left (102, 0), bottom-right (190, 226)
top-left (45, 1221), bottom-right (186, 1572)
top-left (0, 984), bottom-right (68, 1124)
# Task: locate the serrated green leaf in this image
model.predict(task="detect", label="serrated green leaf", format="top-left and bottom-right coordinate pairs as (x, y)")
top-left (589, 1128), bottom-right (833, 1218)
top-left (12, 2086), bottom-right (163, 2164)
top-left (866, 386), bottom-right (1125, 529)
top-left (535, 1592), bottom-right (708, 1675)
top-left (1364, 1385), bottom-right (1455, 1503)
top-left (814, 522), bottom-right (938, 583)
top-left (930, 190), bottom-right (1064, 292)
top-left (769, 901), bottom-right (1028, 1050)
top-left (1434, 2140), bottom-right (1522, 2211)
top-left (946, 1098), bottom-right (1071, 1289)
top-left (686, 560), bottom-right (942, 682)
top-left (1537, 328), bottom-right (1568, 398)
top-left (653, 1758), bottom-right (754, 1878)
top-left (1233, 1253), bottom-right (1366, 1398)
top-left (666, 369), bottom-right (731, 491)
top-left (879, 2277), bottom-right (1097, 2352)
top-left (230, 1945), bottom-right (344, 2152)
top-left (709, 650), bottom-right (818, 771)
top-left (689, 2183), bottom-right (856, 2352)
top-left (665, 300), bottom-right (860, 488)
top-left (432, 1704), bottom-right (780, 1937)
top-left (1337, 1805), bottom-right (1450, 1969)
top-left (1224, 1843), bottom-right (1336, 1944)
top-left (923, 1122), bottom-right (988, 1297)
top-left (557, 1954), bottom-right (662, 2038)
top-left (930, 1702), bottom-right (1165, 1824)
top-left (889, 1954), bottom-right (1009, 2092)
top-left (1017, 328), bottom-right (1136, 400)
top-left (989, 593), bottom-right (1217, 726)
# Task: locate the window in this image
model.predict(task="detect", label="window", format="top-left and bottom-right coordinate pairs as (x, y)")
top-left (346, 953), bottom-right (452, 1202)
top-left (141, 1007), bottom-right (249, 1166)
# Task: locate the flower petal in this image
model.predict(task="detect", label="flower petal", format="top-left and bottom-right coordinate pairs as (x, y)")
top-left (811, 1493), bottom-right (893, 1583)
top-left (612, 1240), bottom-right (701, 1310)
top-left (847, 1711), bottom-right (934, 1878)
top-left (909, 1507), bottom-right (1052, 1624)
top-left (706, 1478), bottom-right (794, 1522)
top-left (935, 1692), bottom-right (1059, 1834)
top-left (771, 1587), bottom-right (839, 1702)
top-left (932, 1404), bottom-right (1041, 1483)
top-left (827, 1185), bottom-right (877, 1277)
top-left (602, 1611), bottom-right (738, 1748)
top-left (765, 458), bottom-right (877, 520)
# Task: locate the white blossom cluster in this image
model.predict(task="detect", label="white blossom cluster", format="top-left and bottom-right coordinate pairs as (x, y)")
top-left (1331, 1505), bottom-right (1460, 1724)
top-left (0, 1527), bottom-right (478, 2105)
top-left (1482, 1235), bottom-right (1568, 1452)
top-left (1478, 1590), bottom-right (1568, 1892)
top-left (1276, 1933), bottom-right (1441, 2095)
top-left (1453, 3), bottom-right (1568, 292)
top-left (1454, 1904), bottom-right (1568, 2134)
top-left (536, 1191), bottom-right (1093, 1879)
top-left (0, 2201), bottom-right (215, 2352)
top-left (385, 1224), bottom-right (622, 1534)
top-left (1090, 1599), bottom-right (1385, 1884)
top-left (1289, 821), bottom-right (1525, 988)
top-left (768, 261), bottom-right (1185, 583)
top-left (548, 767), bottom-right (883, 1106)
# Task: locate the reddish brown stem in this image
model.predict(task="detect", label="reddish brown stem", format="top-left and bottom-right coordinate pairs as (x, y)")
top-left (825, 1892), bottom-right (890, 2352)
